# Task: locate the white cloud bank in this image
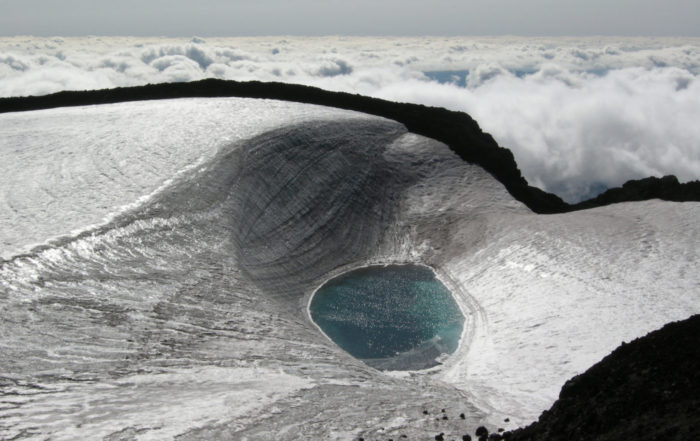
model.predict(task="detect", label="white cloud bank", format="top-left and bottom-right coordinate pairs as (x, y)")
top-left (2, 36), bottom-right (699, 202)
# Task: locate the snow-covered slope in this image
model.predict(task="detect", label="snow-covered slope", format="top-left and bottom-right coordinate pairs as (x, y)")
top-left (1, 98), bottom-right (698, 440)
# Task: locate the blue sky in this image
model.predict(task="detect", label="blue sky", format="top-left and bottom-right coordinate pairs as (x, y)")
top-left (1, 0), bottom-right (699, 36)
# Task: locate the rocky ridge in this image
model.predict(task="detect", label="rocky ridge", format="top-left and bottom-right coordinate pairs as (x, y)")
top-left (1, 79), bottom-right (698, 214)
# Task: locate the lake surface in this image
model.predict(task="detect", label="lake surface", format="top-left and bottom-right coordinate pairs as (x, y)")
top-left (310, 264), bottom-right (464, 370)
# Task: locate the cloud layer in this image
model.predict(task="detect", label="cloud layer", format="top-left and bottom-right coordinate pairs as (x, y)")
top-left (2, 36), bottom-right (699, 202)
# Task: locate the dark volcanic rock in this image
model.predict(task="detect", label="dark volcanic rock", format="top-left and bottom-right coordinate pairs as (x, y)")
top-left (506, 315), bottom-right (700, 441)
top-left (2, 79), bottom-right (698, 214)
top-left (476, 426), bottom-right (489, 437)
top-left (571, 175), bottom-right (700, 209)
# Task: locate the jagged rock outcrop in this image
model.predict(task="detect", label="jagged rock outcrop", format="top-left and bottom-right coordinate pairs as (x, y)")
top-left (506, 315), bottom-right (700, 441)
top-left (572, 175), bottom-right (700, 210)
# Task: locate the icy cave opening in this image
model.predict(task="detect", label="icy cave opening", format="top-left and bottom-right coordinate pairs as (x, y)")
top-left (309, 264), bottom-right (464, 371)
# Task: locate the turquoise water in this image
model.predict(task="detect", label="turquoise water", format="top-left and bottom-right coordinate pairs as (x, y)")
top-left (310, 264), bottom-right (464, 370)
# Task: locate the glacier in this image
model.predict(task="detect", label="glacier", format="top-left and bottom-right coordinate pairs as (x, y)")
top-left (0, 97), bottom-right (698, 440)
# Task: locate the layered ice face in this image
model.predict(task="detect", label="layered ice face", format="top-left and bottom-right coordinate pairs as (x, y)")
top-left (310, 264), bottom-right (464, 371)
top-left (0, 98), bottom-right (378, 260)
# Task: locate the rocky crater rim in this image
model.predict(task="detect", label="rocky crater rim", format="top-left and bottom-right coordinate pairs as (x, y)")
top-left (2, 79), bottom-right (699, 213)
